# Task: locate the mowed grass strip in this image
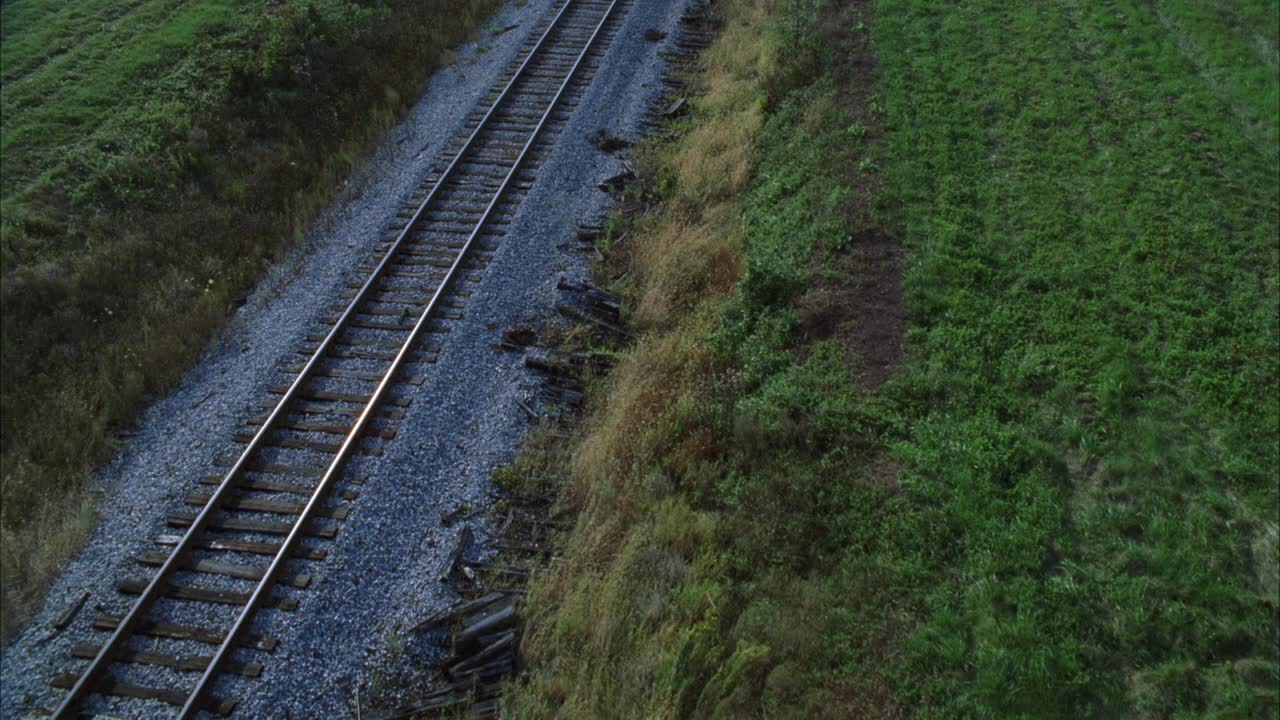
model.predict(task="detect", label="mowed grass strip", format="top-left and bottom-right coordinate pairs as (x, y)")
top-left (874, 0), bottom-right (1278, 715)
top-left (0, 0), bottom-right (501, 643)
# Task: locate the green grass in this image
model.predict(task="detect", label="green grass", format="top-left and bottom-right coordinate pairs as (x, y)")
top-left (873, 0), bottom-right (1279, 714)
top-left (503, 0), bottom-right (1278, 717)
top-left (0, 0), bottom-right (501, 642)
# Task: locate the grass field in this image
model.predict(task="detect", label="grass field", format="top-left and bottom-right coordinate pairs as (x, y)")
top-left (875, 1), bottom-right (1278, 714)
top-left (0, 0), bottom-right (501, 642)
top-left (504, 0), bottom-right (1279, 717)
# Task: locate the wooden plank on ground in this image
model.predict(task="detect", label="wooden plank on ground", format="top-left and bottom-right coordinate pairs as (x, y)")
top-left (167, 511), bottom-right (338, 539)
top-left (92, 615), bottom-right (277, 652)
top-left (184, 492), bottom-right (349, 521)
top-left (51, 672), bottom-right (236, 715)
top-left (119, 577), bottom-right (299, 611)
top-left (138, 552), bottom-right (311, 588)
top-left (71, 642), bottom-right (263, 677)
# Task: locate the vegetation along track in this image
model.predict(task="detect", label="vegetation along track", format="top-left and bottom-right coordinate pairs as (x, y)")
top-left (50, 0), bottom-right (629, 715)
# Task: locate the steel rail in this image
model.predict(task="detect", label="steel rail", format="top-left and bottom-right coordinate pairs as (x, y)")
top-left (52, 1), bottom-right (588, 716)
top-left (180, 0), bottom-right (621, 715)
top-left (179, 2), bottom-right (619, 713)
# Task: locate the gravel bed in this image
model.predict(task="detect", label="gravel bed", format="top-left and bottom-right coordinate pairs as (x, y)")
top-left (0, 0), bottom-right (688, 716)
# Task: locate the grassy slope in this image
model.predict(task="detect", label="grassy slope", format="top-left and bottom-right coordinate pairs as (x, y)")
top-left (505, 0), bottom-right (1278, 717)
top-left (0, 0), bottom-right (501, 641)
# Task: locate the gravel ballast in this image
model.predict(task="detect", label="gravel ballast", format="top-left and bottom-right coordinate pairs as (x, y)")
top-left (0, 0), bottom-right (689, 716)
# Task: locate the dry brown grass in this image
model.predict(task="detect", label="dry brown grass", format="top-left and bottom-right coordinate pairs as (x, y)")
top-left (569, 305), bottom-right (720, 521)
top-left (630, 212), bottom-right (741, 329)
top-left (506, 2), bottom-right (781, 717)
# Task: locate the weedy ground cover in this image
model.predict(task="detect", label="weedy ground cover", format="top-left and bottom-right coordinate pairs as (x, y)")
top-left (505, 1), bottom-right (906, 717)
top-left (502, 0), bottom-right (1278, 717)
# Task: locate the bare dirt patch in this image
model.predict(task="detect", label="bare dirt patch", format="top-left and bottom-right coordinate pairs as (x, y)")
top-left (797, 228), bottom-right (905, 391)
top-left (796, 1), bottom-right (905, 394)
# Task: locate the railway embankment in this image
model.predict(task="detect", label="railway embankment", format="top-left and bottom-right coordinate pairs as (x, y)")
top-left (2, 0), bottom-right (691, 715)
top-left (0, 0), bottom-right (503, 643)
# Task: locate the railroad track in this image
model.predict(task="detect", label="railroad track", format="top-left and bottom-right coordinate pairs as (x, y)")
top-left (50, 1), bottom-right (628, 715)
